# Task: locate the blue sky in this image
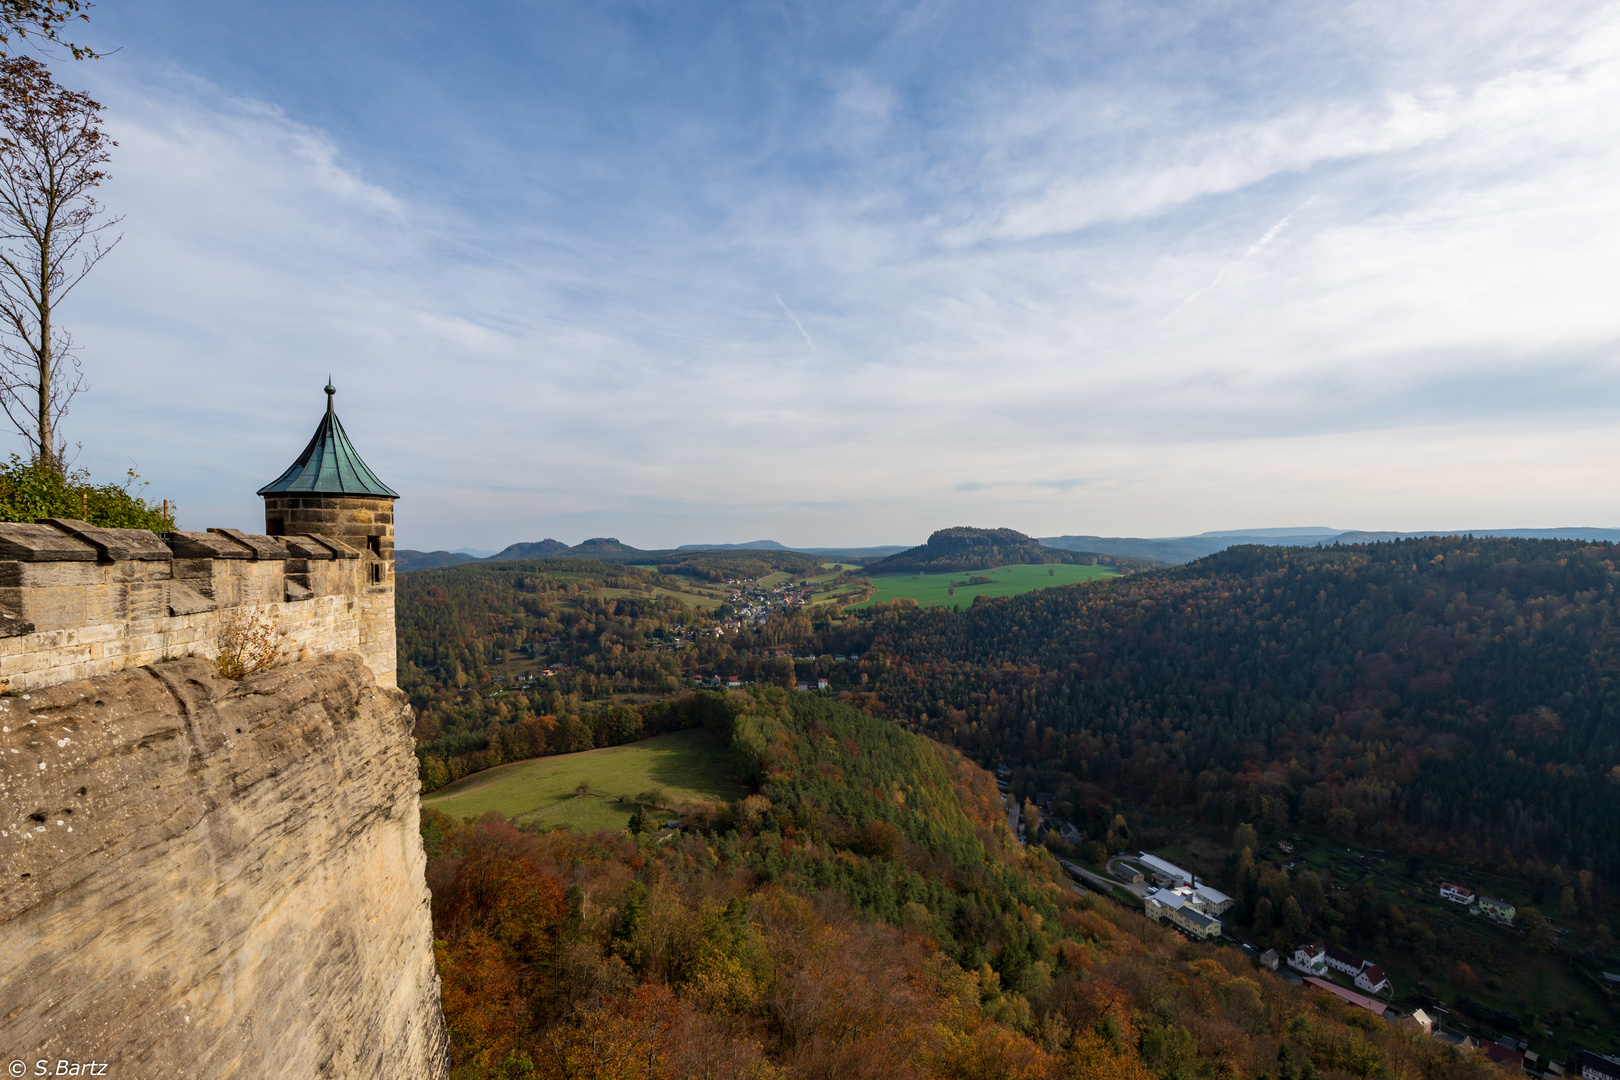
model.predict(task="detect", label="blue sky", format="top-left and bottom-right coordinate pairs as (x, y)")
top-left (32, 0), bottom-right (1620, 549)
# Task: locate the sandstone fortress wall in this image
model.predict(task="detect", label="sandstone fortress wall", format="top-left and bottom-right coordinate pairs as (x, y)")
top-left (0, 389), bottom-right (447, 1078)
top-left (0, 513), bottom-right (396, 695)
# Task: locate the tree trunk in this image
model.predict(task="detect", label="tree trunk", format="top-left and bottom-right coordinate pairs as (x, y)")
top-left (36, 299), bottom-right (49, 468)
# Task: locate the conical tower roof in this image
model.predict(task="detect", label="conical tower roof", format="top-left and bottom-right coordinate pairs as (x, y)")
top-left (257, 382), bottom-right (399, 498)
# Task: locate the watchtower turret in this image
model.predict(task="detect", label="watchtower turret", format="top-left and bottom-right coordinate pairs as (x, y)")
top-left (258, 381), bottom-right (400, 685)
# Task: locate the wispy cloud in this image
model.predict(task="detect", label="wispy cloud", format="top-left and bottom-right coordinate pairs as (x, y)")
top-left (52, 1), bottom-right (1620, 547)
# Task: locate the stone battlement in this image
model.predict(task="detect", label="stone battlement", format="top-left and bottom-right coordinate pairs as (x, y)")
top-left (0, 516), bottom-right (396, 693)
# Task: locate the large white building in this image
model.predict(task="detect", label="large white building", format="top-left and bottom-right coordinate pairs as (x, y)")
top-left (1137, 853), bottom-right (1234, 915)
top-left (1144, 885), bottom-right (1223, 940)
top-left (1138, 853), bottom-right (1193, 887)
top-left (1192, 882), bottom-right (1234, 916)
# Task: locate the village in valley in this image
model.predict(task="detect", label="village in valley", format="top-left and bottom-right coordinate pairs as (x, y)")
top-left (996, 765), bottom-right (1620, 1079)
top-left (481, 569), bottom-right (874, 695)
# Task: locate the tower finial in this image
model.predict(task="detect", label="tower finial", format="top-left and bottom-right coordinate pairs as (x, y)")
top-left (325, 377), bottom-right (335, 416)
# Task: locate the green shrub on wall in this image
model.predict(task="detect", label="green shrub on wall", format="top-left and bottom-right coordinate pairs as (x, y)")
top-left (0, 455), bottom-right (176, 530)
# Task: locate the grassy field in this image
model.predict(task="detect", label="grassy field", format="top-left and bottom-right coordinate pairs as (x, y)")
top-left (849, 563), bottom-right (1120, 610)
top-left (600, 584), bottom-right (723, 610)
top-left (756, 564), bottom-right (859, 589)
top-left (421, 728), bottom-right (743, 832)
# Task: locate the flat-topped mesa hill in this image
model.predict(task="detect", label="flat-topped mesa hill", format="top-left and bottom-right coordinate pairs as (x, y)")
top-left (0, 386), bottom-right (448, 1078)
top-left (866, 526), bottom-right (1153, 575)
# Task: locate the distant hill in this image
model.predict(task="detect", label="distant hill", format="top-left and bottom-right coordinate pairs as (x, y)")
top-left (1039, 531), bottom-right (1341, 564)
top-left (408, 526), bottom-right (1620, 575)
top-left (397, 539), bottom-right (569, 572)
top-left (1041, 526), bottom-right (1620, 565)
top-left (1332, 527), bottom-right (1620, 545)
top-left (867, 526), bottom-right (1153, 575)
top-left (565, 537), bottom-right (642, 557)
top-left (795, 545), bottom-right (909, 561)
top-left (676, 540), bottom-right (788, 551)
top-left (398, 538), bottom-right (824, 581)
top-left (676, 540), bottom-right (908, 561)
top-left (396, 549), bottom-right (480, 573)
top-left (486, 538), bottom-right (571, 561)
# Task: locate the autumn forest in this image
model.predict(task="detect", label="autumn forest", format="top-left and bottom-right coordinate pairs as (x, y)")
top-left (402, 535), bottom-right (1620, 1077)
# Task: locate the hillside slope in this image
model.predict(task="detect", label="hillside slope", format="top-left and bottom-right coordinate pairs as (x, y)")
top-left (845, 536), bottom-right (1620, 889)
top-left (425, 689), bottom-right (1493, 1079)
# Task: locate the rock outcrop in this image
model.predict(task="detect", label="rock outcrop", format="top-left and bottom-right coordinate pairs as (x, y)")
top-left (0, 653), bottom-right (448, 1078)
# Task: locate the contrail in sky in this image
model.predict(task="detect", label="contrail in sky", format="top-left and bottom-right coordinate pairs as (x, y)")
top-left (775, 294), bottom-right (818, 352)
top-left (1157, 203), bottom-right (1309, 328)
top-left (1245, 213), bottom-right (1293, 257)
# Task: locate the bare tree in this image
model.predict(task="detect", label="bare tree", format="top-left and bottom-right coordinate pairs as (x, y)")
top-left (0, 54), bottom-right (117, 468)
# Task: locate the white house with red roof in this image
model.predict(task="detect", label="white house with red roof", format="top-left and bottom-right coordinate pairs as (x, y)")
top-left (1314, 942), bottom-right (1392, 995)
top-left (1288, 941), bottom-right (1328, 976)
top-left (1355, 964), bottom-right (1391, 995)
top-left (1439, 881), bottom-right (1475, 905)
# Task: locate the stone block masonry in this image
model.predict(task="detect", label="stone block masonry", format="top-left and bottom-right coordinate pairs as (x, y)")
top-left (0, 517), bottom-right (397, 693)
top-left (262, 494), bottom-right (397, 691)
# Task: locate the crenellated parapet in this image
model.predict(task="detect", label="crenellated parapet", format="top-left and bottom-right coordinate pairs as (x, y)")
top-left (0, 517), bottom-right (397, 693)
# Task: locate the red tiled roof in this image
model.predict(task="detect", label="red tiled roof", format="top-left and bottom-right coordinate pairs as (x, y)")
top-left (1483, 1043), bottom-right (1524, 1068)
top-left (1326, 944), bottom-right (1365, 968)
top-left (1303, 977), bottom-right (1386, 1017)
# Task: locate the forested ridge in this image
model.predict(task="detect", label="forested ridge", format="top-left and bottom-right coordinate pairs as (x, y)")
top-left (842, 536), bottom-right (1620, 890)
top-left (426, 689), bottom-right (1497, 1080)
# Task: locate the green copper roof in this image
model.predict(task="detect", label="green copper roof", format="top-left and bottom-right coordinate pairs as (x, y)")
top-left (257, 383), bottom-right (399, 498)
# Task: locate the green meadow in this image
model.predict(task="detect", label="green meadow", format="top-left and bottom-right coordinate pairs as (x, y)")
top-left (599, 584), bottom-right (724, 610)
top-left (420, 728), bottom-right (743, 832)
top-left (849, 562), bottom-right (1120, 610)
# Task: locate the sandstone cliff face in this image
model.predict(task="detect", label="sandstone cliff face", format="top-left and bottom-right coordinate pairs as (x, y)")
top-left (0, 653), bottom-right (449, 1078)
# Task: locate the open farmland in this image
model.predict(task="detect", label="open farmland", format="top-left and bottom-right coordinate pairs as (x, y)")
top-left (849, 562), bottom-right (1119, 610)
top-left (420, 728), bottom-right (742, 832)
top-left (599, 583), bottom-right (723, 609)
